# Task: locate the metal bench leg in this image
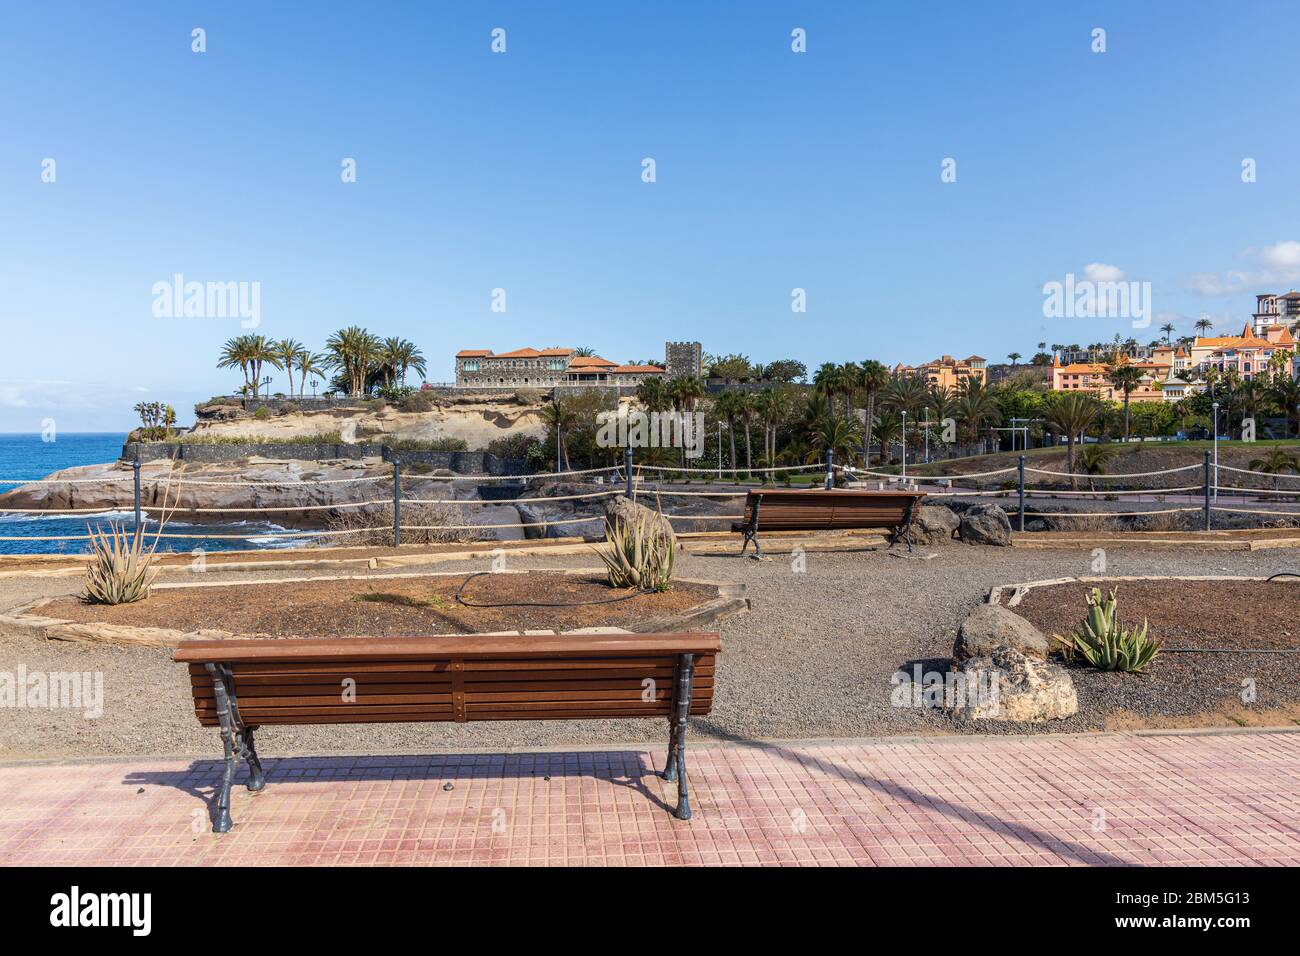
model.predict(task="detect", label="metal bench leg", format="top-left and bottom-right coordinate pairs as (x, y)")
top-left (670, 653), bottom-right (696, 820)
top-left (662, 717), bottom-right (679, 782)
top-left (205, 663), bottom-right (237, 833)
top-left (218, 664), bottom-right (267, 794)
top-left (241, 727), bottom-right (266, 793)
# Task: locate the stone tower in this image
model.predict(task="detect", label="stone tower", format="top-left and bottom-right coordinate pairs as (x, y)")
top-left (664, 341), bottom-right (702, 379)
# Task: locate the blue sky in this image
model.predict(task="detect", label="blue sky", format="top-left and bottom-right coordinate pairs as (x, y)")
top-left (3, 1), bottom-right (1300, 431)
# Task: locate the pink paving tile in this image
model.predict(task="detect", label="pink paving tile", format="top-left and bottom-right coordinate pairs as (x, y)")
top-left (0, 732), bottom-right (1297, 866)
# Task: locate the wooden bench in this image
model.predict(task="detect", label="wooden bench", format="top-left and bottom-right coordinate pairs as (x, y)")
top-left (731, 488), bottom-right (927, 556)
top-left (174, 631), bottom-right (721, 832)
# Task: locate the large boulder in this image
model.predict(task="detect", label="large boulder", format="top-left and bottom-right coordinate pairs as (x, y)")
top-left (911, 504), bottom-right (959, 544)
top-left (604, 495), bottom-right (676, 546)
top-left (959, 503), bottom-right (1012, 546)
top-left (953, 604), bottom-right (1049, 664)
top-left (946, 646), bottom-right (1078, 722)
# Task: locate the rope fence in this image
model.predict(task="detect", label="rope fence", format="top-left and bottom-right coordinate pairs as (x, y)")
top-left (2, 449), bottom-right (1299, 549)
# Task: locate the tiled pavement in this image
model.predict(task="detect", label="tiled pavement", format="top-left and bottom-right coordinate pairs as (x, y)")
top-left (1, 730), bottom-right (1297, 866)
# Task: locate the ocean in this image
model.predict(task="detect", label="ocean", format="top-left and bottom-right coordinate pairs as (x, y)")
top-left (0, 433), bottom-right (301, 555)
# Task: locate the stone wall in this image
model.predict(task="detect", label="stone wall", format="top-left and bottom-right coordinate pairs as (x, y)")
top-left (122, 442), bottom-right (528, 475)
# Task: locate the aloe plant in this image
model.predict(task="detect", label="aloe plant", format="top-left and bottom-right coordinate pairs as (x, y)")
top-left (83, 520), bottom-right (161, 605)
top-left (1053, 587), bottom-right (1161, 673)
top-left (82, 460), bottom-right (182, 605)
top-left (595, 509), bottom-right (675, 592)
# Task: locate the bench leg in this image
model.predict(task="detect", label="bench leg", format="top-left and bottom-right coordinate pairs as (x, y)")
top-left (669, 653), bottom-right (695, 820)
top-left (206, 663), bottom-right (237, 834)
top-left (662, 717), bottom-right (679, 782)
top-left (241, 727), bottom-right (266, 793)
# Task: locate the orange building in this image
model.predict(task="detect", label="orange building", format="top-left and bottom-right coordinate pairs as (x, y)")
top-left (1051, 353), bottom-right (1172, 401)
top-left (893, 355), bottom-right (987, 389)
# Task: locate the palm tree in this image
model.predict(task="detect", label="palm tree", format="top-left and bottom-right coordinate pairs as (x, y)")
top-left (1160, 322), bottom-right (1176, 344)
top-left (953, 379), bottom-right (1000, 454)
top-left (1042, 392), bottom-right (1100, 485)
top-left (1270, 375), bottom-right (1300, 437)
top-left (666, 376), bottom-right (705, 412)
top-left (636, 376), bottom-right (672, 414)
top-left (1076, 443), bottom-right (1119, 492)
top-left (1249, 448), bottom-right (1300, 492)
top-left (379, 337), bottom-right (426, 387)
top-left (1234, 378), bottom-right (1266, 434)
top-left (1007, 352), bottom-right (1021, 367)
top-left (572, 346), bottom-right (597, 357)
top-left (325, 326), bottom-right (381, 397)
top-left (247, 335), bottom-right (280, 398)
top-left (540, 398), bottom-right (577, 470)
top-left (217, 336), bottom-right (256, 397)
top-left (738, 392), bottom-right (756, 478)
top-left (812, 363), bottom-right (846, 416)
top-left (883, 374), bottom-right (929, 458)
top-left (809, 414), bottom-right (863, 471)
top-left (858, 360), bottom-right (890, 466)
top-left (272, 338), bottom-right (305, 397)
top-left (714, 391), bottom-right (744, 480)
top-left (871, 411), bottom-right (903, 463)
top-left (755, 388), bottom-right (789, 479)
top-left (296, 352), bottom-right (329, 397)
top-left (1105, 360), bottom-right (1146, 440)
top-left (1194, 317), bottom-right (1214, 336)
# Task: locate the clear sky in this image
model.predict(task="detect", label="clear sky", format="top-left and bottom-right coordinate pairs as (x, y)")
top-left (3, 1), bottom-right (1300, 431)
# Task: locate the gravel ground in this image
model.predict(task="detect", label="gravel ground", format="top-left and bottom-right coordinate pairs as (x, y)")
top-left (1, 544), bottom-right (1298, 760)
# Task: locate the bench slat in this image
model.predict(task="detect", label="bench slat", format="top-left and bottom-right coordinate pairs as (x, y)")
top-left (175, 632), bottom-right (720, 664)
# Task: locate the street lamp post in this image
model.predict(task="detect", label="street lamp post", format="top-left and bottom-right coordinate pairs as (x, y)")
top-left (900, 410), bottom-right (907, 481)
top-left (1211, 402), bottom-right (1219, 501)
top-left (717, 421), bottom-right (727, 481)
top-left (923, 410), bottom-right (930, 463)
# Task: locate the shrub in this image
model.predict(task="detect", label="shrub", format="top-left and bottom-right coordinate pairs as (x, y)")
top-left (1052, 587), bottom-right (1161, 673)
top-left (594, 508), bottom-right (675, 592)
top-left (253, 406), bottom-right (272, 420)
top-left (377, 384), bottom-right (415, 404)
top-left (278, 402), bottom-right (301, 415)
top-left (486, 433), bottom-right (542, 460)
top-left (387, 436), bottom-right (469, 452)
top-left (326, 501), bottom-right (474, 545)
top-left (401, 389), bottom-right (439, 412)
top-left (176, 431), bottom-right (344, 445)
top-left (82, 520), bottom-right (160, 604)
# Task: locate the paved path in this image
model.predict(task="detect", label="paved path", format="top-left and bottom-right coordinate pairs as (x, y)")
top-left (1, 730), bottom-right (1297, 866)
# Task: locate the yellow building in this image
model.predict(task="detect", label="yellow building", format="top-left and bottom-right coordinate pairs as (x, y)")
top-left (893, 355), bottom-right (987, 389)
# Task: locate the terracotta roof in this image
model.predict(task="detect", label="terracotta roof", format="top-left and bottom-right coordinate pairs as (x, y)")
top-left (494, 347), bottom-right (542, 358)
top-left (456, 349), bottom-right (492, 358)
top-left (568, 355), bottom-right (617, 368)
top-left (610, 365), bottom-right (664, 374)
top-left (538, 348), bottom-right (573, 356)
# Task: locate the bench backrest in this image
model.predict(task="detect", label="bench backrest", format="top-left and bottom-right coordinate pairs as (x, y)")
top-left (741, 489), bottom-right (925, 531)
top-left (174, 632), bottom-right (719, 727)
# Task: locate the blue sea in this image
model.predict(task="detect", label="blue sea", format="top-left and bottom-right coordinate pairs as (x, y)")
top-left (0, 433), bottom-right (300, 555)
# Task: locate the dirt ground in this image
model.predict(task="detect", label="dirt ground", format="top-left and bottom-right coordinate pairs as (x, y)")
top-left (41, 572), bottom-right (716, 637)
top-left (1013, 578), bottom-right (1300, 650)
